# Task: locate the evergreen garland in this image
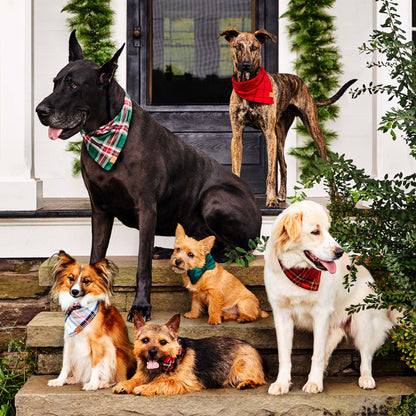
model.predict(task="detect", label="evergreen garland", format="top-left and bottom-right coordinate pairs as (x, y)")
top-left (61, 0), bottom-right (116, 175)
top-left (282, 0), bottom-right (343, 178)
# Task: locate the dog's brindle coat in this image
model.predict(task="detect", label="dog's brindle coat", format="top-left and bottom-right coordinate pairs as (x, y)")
top-left (36, 31), bottom-right (261, 322)
top-left (218, 29), bottom-right (357, 207)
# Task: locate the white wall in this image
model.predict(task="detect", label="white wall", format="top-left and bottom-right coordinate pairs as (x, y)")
top-left (33, 0), bottom-right (127, 198)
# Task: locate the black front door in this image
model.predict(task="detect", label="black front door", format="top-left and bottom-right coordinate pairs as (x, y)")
top-left (126, 0), bottom-right (278, 196)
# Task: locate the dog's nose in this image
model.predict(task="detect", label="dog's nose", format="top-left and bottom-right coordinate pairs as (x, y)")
top-left (71, 288), bottom-right (80, 297)
top-left (334, 247), bottom-right (344, 259)
top-left (241, 61), bottom-right (252, 71)
top-left (148, 349), bottom-right (157, 358)
top-left (175, 259), bottom-right (182, 266)
top-left (36, 103), bottom-right (52, 119)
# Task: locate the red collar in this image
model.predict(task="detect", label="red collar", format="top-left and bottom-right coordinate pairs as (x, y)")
top-left (232, 66), bottom-right (274, 104)
top-left (161, 339), bottom-right (184, 372)
top-left (279, 260), bottom-right (321, 291)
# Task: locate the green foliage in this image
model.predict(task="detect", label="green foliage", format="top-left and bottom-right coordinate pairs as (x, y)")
top-left (62, 0), bottom-right (115, 66)
top-left (282, 0), bottom-right (343, 177)
top-left (0, 337), bottom-right (37, 416)
top-left (62, 0), bottom-right (116, 176)
top-left (389, 394), bottom-right (416, 416)
top-left (351, 0), bottom-right (416, 156)
top-left (225, 236), bottom-right (269, 267)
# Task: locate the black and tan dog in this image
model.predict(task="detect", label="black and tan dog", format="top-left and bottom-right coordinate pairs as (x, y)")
top-left (113, 312), bottom-right (265, 396)
top-left (218, 28), bottom-right (356, 207)
top-left (36, 31), bottom-right (261, 322)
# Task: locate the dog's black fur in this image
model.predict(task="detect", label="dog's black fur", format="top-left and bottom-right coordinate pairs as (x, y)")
top-left (36, 31), bottom-right (261, 322)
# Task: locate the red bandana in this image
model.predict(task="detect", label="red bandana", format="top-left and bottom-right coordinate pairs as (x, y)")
top-left (232, 66), bottom-right (274, 104)
top-left (279, 260), bottom-right (322, 291)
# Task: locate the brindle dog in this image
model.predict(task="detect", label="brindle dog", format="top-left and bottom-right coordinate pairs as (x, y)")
top-left (218, 28), bottom-right (357, 207)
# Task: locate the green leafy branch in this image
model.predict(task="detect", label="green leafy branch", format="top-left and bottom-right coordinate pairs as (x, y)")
top-left (225, 236), bottom-right (269, 267)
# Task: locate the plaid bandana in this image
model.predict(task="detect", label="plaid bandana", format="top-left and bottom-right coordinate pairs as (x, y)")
top-left (161, 339), bottom-right (184, 372)
top-left (81, 93), bottom-right (132, 171)
top-left (65, 301), bottom-right (99, 337)
top-left (279, 260), bottom-right (322, 291)
top-left (187, 253), bottom-right (216, 285)
top-left (232, 66), bottom-right (274, 104)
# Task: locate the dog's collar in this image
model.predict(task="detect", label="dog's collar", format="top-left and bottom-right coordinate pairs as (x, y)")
top-left (232, 66), bottom-right (274, 104)
top-left (81, 92), bottom-right (132, 171)
top-left (64, 301), bottom-right (99, 336)
top-left (186, 253), bottom-right (216, 284)
top-left (161, 339), bottom-right (184, 372)
top-left (279, 260), bottom-right (322, 291)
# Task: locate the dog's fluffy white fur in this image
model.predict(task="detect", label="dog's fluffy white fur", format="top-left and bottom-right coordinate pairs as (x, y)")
top-left (264, 200), bottom-right (397, 395)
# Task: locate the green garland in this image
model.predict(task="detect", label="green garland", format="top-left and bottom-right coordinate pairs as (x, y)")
top-left (282, 0), bottom-right (343, 178)
top-left (62, 0), bottom-right (116, 175)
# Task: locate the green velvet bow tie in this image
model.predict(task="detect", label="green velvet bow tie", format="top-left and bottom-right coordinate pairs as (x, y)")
top-left (187, 253), bottom-right (216, 284)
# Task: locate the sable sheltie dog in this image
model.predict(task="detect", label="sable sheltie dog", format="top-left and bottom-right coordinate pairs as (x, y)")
top-left (47, 250), bottom-right (136, 390)
top-left (170, 224), bottom-right (268, 324)
top-left (113, 312), bottom-right (265, 396)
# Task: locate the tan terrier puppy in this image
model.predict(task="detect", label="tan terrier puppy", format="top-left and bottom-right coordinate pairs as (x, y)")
top-left (170, 224), bottom-right (269, 325)
top-left (113, 312), bottom-right (265, 396)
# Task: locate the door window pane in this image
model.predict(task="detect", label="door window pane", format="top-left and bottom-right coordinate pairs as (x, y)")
top-left (151, 0), bottom-right (253, 104)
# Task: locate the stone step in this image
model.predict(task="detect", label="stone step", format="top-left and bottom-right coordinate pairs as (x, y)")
top-left (15, 375), bottom-right (416, 416)
top-left (26, 311), bottom-right (407, 378)
top-left (40, 256), bottom-right (269, 312)
top-left (39, 257), bottom-right (266, 287)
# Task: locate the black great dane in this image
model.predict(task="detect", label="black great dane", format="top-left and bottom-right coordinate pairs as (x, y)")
top-left (36, 31), bottom-right (261, 321)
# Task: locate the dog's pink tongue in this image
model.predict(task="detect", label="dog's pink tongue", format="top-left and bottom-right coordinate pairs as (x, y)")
top-left (48, 127), bottom-right (63, 141)
top-left (321, 260), bottom-right (337, 274)
top-left (146, 360), bottom-right (159, 370)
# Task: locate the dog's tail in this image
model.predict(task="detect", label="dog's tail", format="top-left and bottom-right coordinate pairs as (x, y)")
top-left (315, 79), bottom-right (357, 107)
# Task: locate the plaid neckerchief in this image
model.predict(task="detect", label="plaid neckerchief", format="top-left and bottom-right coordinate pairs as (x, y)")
top-left (232, 66), bottom-right (274, 104)
top-left (279, 260), bottom-right (322, 291)
top-left (81, 93), bottom-right (132, 171)
top-left (64, 301), bottom-right (99, 336)
top-left (187, 253), bottom-right (216, 285)
top-left (161, 339), bottom-right (184, 372)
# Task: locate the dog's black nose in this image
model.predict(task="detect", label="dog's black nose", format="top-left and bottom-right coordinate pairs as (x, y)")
top-left (36, 103), bottom-right (52, 119)
top-left (334, 247), bottom-right (344, 259)
top-left (241, 61), bottom-right (252, 71)
top-left (71, 288), bottom-right (80, 297)
top-left (148, 349), bottom-right (157, 358)
top-left (175, 259), bottom-right (182, 266)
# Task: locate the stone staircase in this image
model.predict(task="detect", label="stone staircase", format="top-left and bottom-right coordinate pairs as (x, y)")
top-left (16, 257), bottom-right (415, 415)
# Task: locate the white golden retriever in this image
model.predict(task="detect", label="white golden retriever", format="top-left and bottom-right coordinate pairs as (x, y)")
top-left (264, 200), bottom-right (397, 395)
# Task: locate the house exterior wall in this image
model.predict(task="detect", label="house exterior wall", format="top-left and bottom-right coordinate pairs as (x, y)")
top-left (0, 0), bottom-right (414, 257)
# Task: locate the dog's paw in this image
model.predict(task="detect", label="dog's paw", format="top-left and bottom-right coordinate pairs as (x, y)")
top-left (302, 380), bottom-right (323, 394)
top-left (64, 376), bottom-right (77, 385)
top-left (268, 380), bottom-right (291, 395)
top-left (184, 312), bottom-right (199, 319)
top-left (207, 316), bottom-right (222, 325)
top-left (127, 302), bottom-right (151, 323)
top-left (82, 381), bottom-right (99, 391)
top-left (358, 376), bottom-right (376, 390)
top-left (47, 378), bottom-right (65, 387)
top-left (133, 385), bottom-right (146, 396)
top-left (113, 382), bottom-right (130, 394)
top-left (265, 196), bottom-right (279, 208)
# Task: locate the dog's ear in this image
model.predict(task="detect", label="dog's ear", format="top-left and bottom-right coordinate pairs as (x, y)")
top-left (165, 313), bottom-right (181, 338)
top-left (92, 259), bottom-right (118, 293)
top-left (52, 250), bottom-right (76, 268)
top-left (133, 311), bottom-right (147, 334)
top-left (271, 212), bottom-right (303, 256)
top-left (217, 28), bottom-right (240, 43)
top-left (200, 236), bottom-right (215, 255)
top-left (97, 44), bottom-right (125, 87)
top-left (254, 29), bottom-right (277, 44)
top-left (69, 30), bottom-right (84, 62)
top-left (175, 223), bottom-right (186, 240)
